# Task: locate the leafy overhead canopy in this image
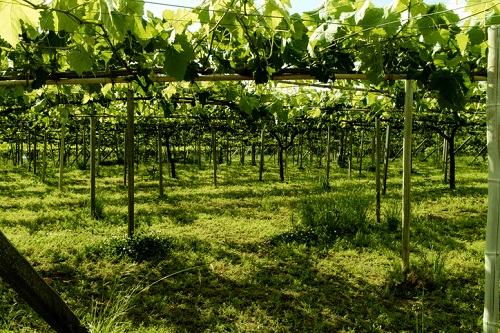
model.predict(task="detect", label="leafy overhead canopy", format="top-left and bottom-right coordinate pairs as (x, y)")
top-left (0, 0), bottom-right (493, 128)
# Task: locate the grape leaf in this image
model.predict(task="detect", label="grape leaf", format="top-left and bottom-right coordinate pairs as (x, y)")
top-left (68, 49), bottom-right (93, 76)
top-left (0, 0), bottom-right (40, 47)
top-left (163, 34), bottom-right (195, 80)
top-left (239, 95), bottom-right (260, 115)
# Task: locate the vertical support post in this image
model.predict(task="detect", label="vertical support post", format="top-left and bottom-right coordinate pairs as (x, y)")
top-left (97, 126), bottom-right (101, 176)
top-left (33, 129), bottom-right (37, 175)
top-left (348, 131), bottom-right (353, 178)
top-left (484, 25), bottom-right (500, 333)
top-left (375, 117), bottom-right (381, 223)
top-left (126, 88), bottom-right (135, 238)
top-left (197, 134), bottom-right (202, 169)
top-left (443, 135), bottom-right (449, 183)
top-left (325, 122), bottom-right (331, 184)
top-left (90, 113), bottom-right (96, 219)
top-left (42, 129), bottom-right (47, 182)
top-left (123, 127), bottom-right (127, 186)
top-left (382, 124), bottom-right (391, 195)
top-left (259, 128), bottom-right (265, 181)
top-left (158, 125), bottom-right (164, 196)
top-left (58, 123), bottom-right (66, 191)
top-left (359, 130), bottom-right (364, 175)
top-left (28, 132), bottom-right (31, 172)
top-left (402, 80), bottom-right (414, 274)
top-left (212, 125), bottom-right (217, 188)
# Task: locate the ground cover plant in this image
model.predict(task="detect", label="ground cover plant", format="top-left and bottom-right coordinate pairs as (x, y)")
top-left (0, 155), bottom-right (486, 332)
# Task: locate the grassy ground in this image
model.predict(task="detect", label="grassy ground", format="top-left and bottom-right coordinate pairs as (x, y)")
top-left (0, 154), bottom-right (487, 332)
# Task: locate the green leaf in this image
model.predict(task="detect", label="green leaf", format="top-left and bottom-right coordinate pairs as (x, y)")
top-left (67, 49), bottom-right (93, 76)
top-left (467, 25), bottom-right (485, 46)
top-left (239, 95), bottom-right (260, 115)
top-left (51, 0), bottom-right (80, 32)
top-left (0, 0), bottom-right (40, 47)
top-left (163, 34), bottom-right (195, 80)
top-left (455, 34), bottom-right (468, 54)
top-left (429, 69), bottom-right (469, 111)
top-left (100, 0), bottom-right (128, 42)
top-left (160, 100), bottom-right (172, 117)
top-left (32, 67), bottom-right (48, 89)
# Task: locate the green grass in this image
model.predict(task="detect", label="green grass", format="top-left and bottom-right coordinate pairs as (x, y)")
top-left (0, 155), bottom-right (487, 332)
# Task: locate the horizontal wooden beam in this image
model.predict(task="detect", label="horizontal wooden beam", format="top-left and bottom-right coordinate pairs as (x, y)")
top-left (0, 73), bottom-right (488, 87)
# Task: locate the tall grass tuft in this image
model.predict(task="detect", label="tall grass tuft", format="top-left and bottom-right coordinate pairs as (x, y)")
top-left (298, 185), bottom-right (372, 242)
top-left (384, 201), bottom-right (401, 233)
top-left (273, 185), bottom-right (372, 245)
top-left (85, 279), bottom-right (139, 333)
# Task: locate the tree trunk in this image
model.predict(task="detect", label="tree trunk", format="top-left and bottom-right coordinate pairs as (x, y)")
top-left (278, 146), bottom-right (285, 182)
top-left (165, 129), bottom-right (176, 178)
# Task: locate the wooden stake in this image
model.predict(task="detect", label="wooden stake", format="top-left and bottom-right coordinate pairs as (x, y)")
top-left (126, 88), bottom-right (135, 238)
top-left (402, 80), bottom-right (413, 274)
top-left (375, 116), bottom-right (381, 223)
top-left (90, 113), bottom-right (96, 218)
top-left (484, 25), bottom-right (500, 333)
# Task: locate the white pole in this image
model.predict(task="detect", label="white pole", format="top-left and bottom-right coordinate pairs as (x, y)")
top-left (402, 80), bottom-right (413, 274)
top-left (484, 25), bottom-right (500, 333)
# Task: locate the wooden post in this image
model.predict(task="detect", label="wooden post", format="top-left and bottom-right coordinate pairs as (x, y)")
top-left (325, 122), bottom-right (331, 184)
top-left (348, 131), bottom-right (352, 178)
top-left (484, 25), bottom-right (500, 333)
top-left (97, 125), bottom-right (102, 176)
top-left (299, 134), bottom-right (303, 169)
top-left (90, 113), bottom-right (97, 218)
top-left (197, 134), bottom-right (202, 169)
top-left (0, 231), bottom-right (88, 333)
top-left (126, 88), bottom-right (135, 238)
top-left (83, 125), bottom-right (87, 167)
top-left (123, 127), bottom-right (127, 186)
top-left (158, 125), bottom-right (164, 196)
top-left (259, 128), bottom-right (265, 181)
top-left (359, 130), bottom-right (364, 175)
top-left (443, 135), bottom-right (449, 183)
top-left (402, 80), bottom-right (413, 275)
top-left (375, 117), bottom-right (381, 223)
top-left (28, 132), bottom-right (31, 171)
top-left (58, 123), bottom-right (65, 191)
top-left (42, 129), bottom-right (47, 182)
top-left (33, 129), bottom-right (37, 175)
top-left (382, 124), bottom-right (391, 195)
top-left (212, 125), bottom-right (217, 188)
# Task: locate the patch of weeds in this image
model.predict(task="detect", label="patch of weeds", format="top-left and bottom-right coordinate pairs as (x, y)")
top-left (77, 161), bottom-right (89, 170)
top-left (84, 278), bottom-right (139, 333)
top-left (270, 228), bottom-right (319, 246)
top-left (89, 233), bottom-right (174, 262)
top-left (298, 185), bottom-right (372, 241)
top-left (386, 252), bottom-right (447, 297)
top-left (385, 202), bottom-right (401, 233)
top-left (87, 197), bottom-right (105, 220)
top-left (271, 185), bottom-right (372, 246)
top-left (168, 209), bottom-right (197, 225)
